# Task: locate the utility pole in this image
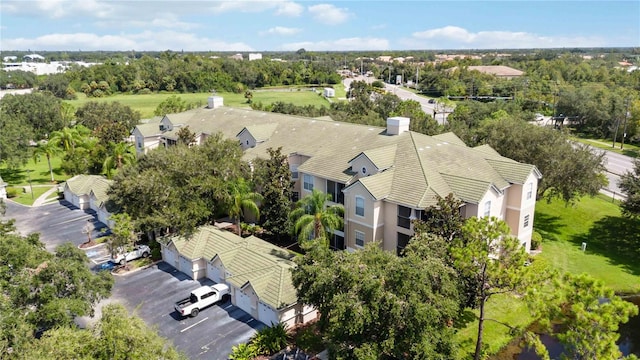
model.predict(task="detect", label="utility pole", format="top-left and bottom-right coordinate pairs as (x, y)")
top-left (620, 98), bottom-right (631, 150)
top-left (612, 99), bottom-right (623, 148)
top-left (416, 67), bottom-right (419, 88)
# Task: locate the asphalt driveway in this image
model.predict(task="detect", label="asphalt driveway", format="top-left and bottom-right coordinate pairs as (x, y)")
top-left (4, 199), bottom-right (109, 252)
top-left (112, 261), bottom-right (265, 359)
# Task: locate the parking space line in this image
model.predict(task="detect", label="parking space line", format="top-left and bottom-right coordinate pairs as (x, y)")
top-left (57, 215), bottom-right (93, 225)
top-left (180, 317), bottom-right (209, 333)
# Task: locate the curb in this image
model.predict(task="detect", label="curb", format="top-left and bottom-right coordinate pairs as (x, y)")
top-left (111, 260), bottom-right (161, 277)
top-left (78, 241), bottom-right (107, 251)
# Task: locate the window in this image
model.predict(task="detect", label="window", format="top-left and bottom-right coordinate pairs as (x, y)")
top-left (303, 174), bottom-right (313, 191)
top-left (327, 180), bottom-right (345, 204)
top-left (292, 192), bottom-right (299, 202)
top-left (397, 205), bottom-right (412, 229)
top-left (330, 234), bottom-right (345, 250)
top-left (355, 231), bottom-right (365, 247)
top-left (355, 197), bottom-right (365, 217)
top-left (526, 183), bottom-right (533, 200)
top-left (397, 232), bottom-right (411, 256)
top-left (483, 201), bottom-right (491, 217)
top-left (524, 214), bottom-right (530, 228)
top-left (361, 167), bottom-right (367, 175)
top-left (291, 165), bottom-right (299, 179)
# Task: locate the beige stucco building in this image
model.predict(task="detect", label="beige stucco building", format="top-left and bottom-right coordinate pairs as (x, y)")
top-left (135, 98), bottom-right (541, 254)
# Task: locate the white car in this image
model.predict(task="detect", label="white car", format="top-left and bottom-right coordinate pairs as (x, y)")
top-left (112, 245), bottom-right (151, 265)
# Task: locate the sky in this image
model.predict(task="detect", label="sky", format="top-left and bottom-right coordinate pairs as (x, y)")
top-left (0, 0), bottom-right (638, 52)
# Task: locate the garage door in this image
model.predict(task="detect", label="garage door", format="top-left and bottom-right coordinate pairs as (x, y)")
top-left (163, 247), bottom-right (176, 269)
top-left (258, 302), bottom-right (279, 326)
top-left (236, 289), bottom-right (253, 316)
top-left (179, 256), bottom-right (192, 277)
top-left (207, 263), bottom-right (221, 283)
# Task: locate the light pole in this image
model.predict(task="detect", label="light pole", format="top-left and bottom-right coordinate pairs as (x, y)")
top-left (26, 169), bottom-right (34, 200)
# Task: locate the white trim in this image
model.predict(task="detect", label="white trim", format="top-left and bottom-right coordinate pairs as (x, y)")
top-left (354, 230), bottom-right (365, 248)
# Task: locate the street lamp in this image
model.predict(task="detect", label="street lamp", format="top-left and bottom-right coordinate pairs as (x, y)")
top-left (26, 169), bottom-right (34, 200)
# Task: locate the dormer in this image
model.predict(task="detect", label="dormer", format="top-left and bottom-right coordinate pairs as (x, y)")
top-left (348, 144), bottom-right (397, 178)
top-left (159, 116), bottom-right (174, 132)
top-left (236, 124), bottom-right (278, 150)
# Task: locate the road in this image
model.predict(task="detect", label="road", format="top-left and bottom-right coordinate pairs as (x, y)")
top-left (342, 76), bottom-right (450, 124)
top-left (600, 149), bottom-right (635, 197)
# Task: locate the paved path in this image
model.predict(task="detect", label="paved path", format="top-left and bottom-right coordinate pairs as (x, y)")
top-left (32, 185), bottom-right (58, 206)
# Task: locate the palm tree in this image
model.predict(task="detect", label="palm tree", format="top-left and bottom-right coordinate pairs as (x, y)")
top-left (289, 189), bottom-right (344, 245)
top-left (226, 179), bottom-right (263, 237)
top-left (103, 142), bottom-right (136, 179)
top-left (32, 140), bottom-right (61, 182)
top-left (49, 127), bottom-right (83, 153)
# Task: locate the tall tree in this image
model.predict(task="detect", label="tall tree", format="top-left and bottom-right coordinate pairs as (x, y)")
top-left (254, 147), bottom-right (294, 241)
top-left (289, 189), bottom-right (344, 245)
top-left (154, 94), bottom-right (187, 116)
top-left (292, 239), bottom-right (460, 359)
top-left (0, 110), bottom-right (33, 166)
top-left (618, 159), bottom-right (640, 218)
top-left (108, 213), bottom-right (137, 261)
top-left (49, 126), bottom-right (85, 153)
top-left (32, 140), bottom-right (62, 182)
top-left (0, 92), bottom-right (66, 139)
top-left (452, 216), bottom-right (533, 360)
top-left (176, 126), bottom-right (197, 146)
top-left (75, 101), bottom-right (140, 144)
top-left (225, 179), bottom-right (262, 236)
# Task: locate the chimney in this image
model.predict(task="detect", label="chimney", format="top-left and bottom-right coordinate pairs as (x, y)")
top-left (207, 95), bottom-right (224, 109)
top-left (386, 116), bottom-right (410, 135)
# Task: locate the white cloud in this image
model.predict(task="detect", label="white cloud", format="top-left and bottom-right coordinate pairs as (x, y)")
top-left (209, 0), bottom-right (302, 16)
top-left (260, 26), bottom-right (301, 36)
top-left (1, 31), bottom-right (254, 52)
top-left (281, 37), bottom-right (388, 51)
top-left (409, 26), bottom-right (608, 49)
top-left (308, 4), bottom-right (350, 25)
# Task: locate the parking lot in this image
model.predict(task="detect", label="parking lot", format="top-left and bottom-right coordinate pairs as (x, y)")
top-left (4, 199), bottom-right (264, 359)
top-left (112, 261), bottom-right (265, 359)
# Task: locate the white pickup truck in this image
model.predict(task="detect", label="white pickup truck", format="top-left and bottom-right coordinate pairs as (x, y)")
top-left (111, 244), bottom-right (151, 265)
top-left (174, 284), bottom-right (230, 317)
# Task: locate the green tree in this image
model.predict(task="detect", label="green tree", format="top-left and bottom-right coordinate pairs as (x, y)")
top-left (253, 147), bottom-right (294, 241)
top-left (75, 101), bottom-right (140, 144)
top-left (0, 110), bottom-right (33, 166)
top-left (154, 95), bottom-right (187, 116)
top-left (618, 159), bottom-right (640, 217)
top-left (0, 227), bottom-right (113, 354)
top-left (108, 213), bottom-right (137, 261)
top-left (21, 304), bottom-right (186, 360)
top-left (533, 274), bottom-right (638, 360)
top-left (244, 90), bottom-right (253, 104)
top-left (176, 125), bottom-right (197, 146)
top-left (292, 239), bottom-right (460, 359)
top-left (226, 179), bottom-right (262, 236)
top-left (452, 216), bottom-right (533, 360)
top-left (49, 126), bottom-right (85, 153)
top-left (0, 92), bottom-right (66, 139)
top-left (32, 140), bottom-right (62, 182)
top-left (103, 142), bottom-right (136, 179)
top-left (289, 189), bottom-right (344, 245)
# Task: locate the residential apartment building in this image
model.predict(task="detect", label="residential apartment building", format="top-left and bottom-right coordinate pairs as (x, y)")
top-left (133, 97), bottom-right (541, 253)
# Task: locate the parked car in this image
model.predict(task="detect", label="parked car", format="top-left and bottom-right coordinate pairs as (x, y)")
top-left (174, 284), bottom-right (230, 318)
top-left (111, 244), bottom-right (151, 265)
top-left (98, 260), bottom-right (118, 272)
top-left (428, 98), bottom-right (436, 104)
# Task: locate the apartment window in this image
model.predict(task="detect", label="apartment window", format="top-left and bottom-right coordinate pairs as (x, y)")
top-left (292, 192), bottom-right (299, 203)
top-left (291, 165), bottom-right (299, 180)
top-left (355, 196), bottom-right (365, 217)
top-left (355, 231), bottom-right (365, 248)
top-left (524, 214), bottom-right (530, 228)
top-left (330, 234), bottom-right (345, 250)
top-left (526, 183), bottom-right (533, 200)
top-left (397, 232), bottom-right (411, 256)
top-left (327, 180), bottom-right (345, 204)
top-left (303, 174), bottom-right (313, 191)
top-left (397, 205), bottom-right (412, 229)
top-left (483, 201), bottom-right (491, 218)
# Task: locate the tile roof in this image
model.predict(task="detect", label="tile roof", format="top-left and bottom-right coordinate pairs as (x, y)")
top-left (152, 106), bottom-right (540, 210)
top-left (135, 117), bottom-right (163, 137)
top-left (168, 226), bottom-right (298, 310)
top-left (65, 175), bottom-right (109, 196)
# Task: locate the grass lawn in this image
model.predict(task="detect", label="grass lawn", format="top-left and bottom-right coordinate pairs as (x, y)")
top-left (572, 136), bottom-right (640, 158)
top-left (8, 185), bottom-right (56, 206)
top-left (66, 89), bottom-right (331, 119)
top-left (455, 294), bottom-right (533, 359)
top-left (0, 154), bottom-right (68, 186)
top-left (534, 194), bottom-right (640, 293)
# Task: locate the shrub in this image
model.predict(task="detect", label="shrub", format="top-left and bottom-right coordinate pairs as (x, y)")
top-left (531, 231), bottom-right (542, 250)
top-left (228, 343), bottom-right (258, 360)
top-left (137, 88), bottom-right (153, 95)
top-left (252, 322), bottom-right (290, 355)
top-left (6, 187), bottom-right (19, 198)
